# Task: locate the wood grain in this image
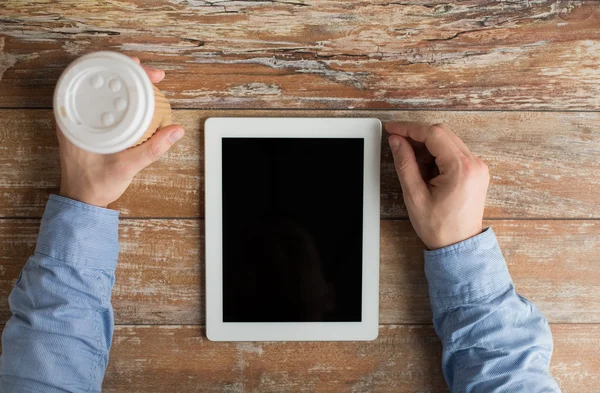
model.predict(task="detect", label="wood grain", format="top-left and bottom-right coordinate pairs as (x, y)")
top-left (0, 109), bottom-right (599, 218)
top-left (2, 1), bottom-right (600, 110)
top-left (2, 1), bottom-right (599, 390)
top-left (97, 324), bottom-right (597, 393)
top-left (0, 323), bottom-right (594, 392)
top-left (1, 219), bottom-right (598, 325)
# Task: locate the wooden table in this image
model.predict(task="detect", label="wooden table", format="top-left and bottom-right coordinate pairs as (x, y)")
top-left (1, 1), bottom-right (599, 392)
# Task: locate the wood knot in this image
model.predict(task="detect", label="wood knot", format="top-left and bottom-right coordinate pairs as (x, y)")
top-left (558, 1), bottom-right (594, 22)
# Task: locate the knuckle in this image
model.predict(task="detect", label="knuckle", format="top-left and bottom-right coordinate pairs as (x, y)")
top-left (460, 154), bottom-right (471, 167)
top-left (475, 157), bottom-right (490, 178)
top-left (481, 161), bottom-right (490, 175)
top-left (459, 155), bottom-right (472, 176)
top-left (429, 125), bottom-right (446, 136)
top-left (429, 125), bottom-right (447, 140)
top-left (431, 123), bottom-right (449, 131)
top-left (482, 164), bottom-right (490, 182)
top-left (395, 158), bottom-right (412, 173)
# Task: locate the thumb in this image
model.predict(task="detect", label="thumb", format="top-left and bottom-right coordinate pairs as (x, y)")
top-left (388, 135), bottom-right (427, 201)
top-left (119, 124), bottom-right (185, 175)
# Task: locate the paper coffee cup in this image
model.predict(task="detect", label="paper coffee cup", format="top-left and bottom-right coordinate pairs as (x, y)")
top-left (54, 51), bottom-right (172, 154)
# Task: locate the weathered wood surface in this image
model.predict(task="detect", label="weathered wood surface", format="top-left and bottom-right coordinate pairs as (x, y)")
top-left (98, 324), bottom-right (596, 393)
top-left (0, 323), bottom-right (593, 392)
top-left (1, 109), bottom-right (598, 218)
top-left (2, 1), bottom-right (599, 391)
top-left (2, 1), bottom-right (600, 110)
top-left (1, 219), bottom-right (598, 325)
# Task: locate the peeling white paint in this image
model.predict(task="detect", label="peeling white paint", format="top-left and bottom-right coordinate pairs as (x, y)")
top-left (0, 38), bottom-right (18, 82)
top-left (62, 40), bottom-right (91, 56)
top-left (236, 342), bottom-right (264, 356)
top-left (227, 82), bottom-right (282, 96)
top-left (120, 42), bottom-right (198, 54)
top-left (190, 56), bottom-right (368, 88)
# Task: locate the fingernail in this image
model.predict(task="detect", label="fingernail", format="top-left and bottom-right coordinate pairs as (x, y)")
top-left (169, 128), bottom-right (184, 143)
top-left (388, 136), bottom-right (400, 151)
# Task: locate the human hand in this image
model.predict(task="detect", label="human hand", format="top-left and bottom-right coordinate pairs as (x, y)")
top-left (58, 58), bottom-right (185, 208)
top-left (386, 122), bottom-right (489, 250)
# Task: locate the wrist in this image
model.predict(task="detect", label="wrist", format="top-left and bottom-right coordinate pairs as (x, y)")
top-left (59, 186), bottom-right (109, 208)
top-left (425, 224), bottom-right (484, 250)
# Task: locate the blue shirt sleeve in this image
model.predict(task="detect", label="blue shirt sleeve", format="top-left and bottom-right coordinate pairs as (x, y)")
top-left (424, 228), bottom-right (562, 393)
top-left (0, 195), bottom-right (119, 393)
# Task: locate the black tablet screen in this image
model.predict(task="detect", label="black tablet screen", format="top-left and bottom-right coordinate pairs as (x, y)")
top-left (222, 138), bottom-right (364, 322)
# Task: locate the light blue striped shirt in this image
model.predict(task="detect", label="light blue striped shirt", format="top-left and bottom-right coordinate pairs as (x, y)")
top-left (0, 195), bottom-right (560, 392)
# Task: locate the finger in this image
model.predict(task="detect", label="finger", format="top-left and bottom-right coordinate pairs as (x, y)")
top-left (386, 121), bottom-right (463, 168)
top-left (431, 123), bottom-right (473, 157)
top-left (388, 135), bottom-right (428, 201)
top-left (128, 56), bottom-right (165, 83)
top-left (118, 124), bottom-right (184, 175)
top-left (55, 123), bottom-right (67, 143)
top-left (141, 64), bottom-right (165, 83)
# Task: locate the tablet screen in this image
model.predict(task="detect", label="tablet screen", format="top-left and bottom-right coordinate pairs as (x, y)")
top-left (222, 138), bottom-right (364, 323)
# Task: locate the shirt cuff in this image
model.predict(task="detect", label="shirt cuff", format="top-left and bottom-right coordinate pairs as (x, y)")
top-left (424, 228), bottom-right (513, 312)
top-left (35, 194), bottom-right (120, 270)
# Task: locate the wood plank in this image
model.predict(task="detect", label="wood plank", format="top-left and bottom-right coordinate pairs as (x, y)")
top-left (0, 323), bottom-right (595, 392)
top-left (104, 325), bottom-right (600, 392)
top-left (1, 109), bottom-right (599, 218)
top-left (0, 110), bottom-right (202, 218)
top-left (103, 325), bottom-right (448, 393)
top-left (1, 219), bottom-right (598, 325)
top-left (2, 1), bottom-right (600, 110)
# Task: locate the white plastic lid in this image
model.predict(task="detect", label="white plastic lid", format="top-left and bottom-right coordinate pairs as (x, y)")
top-left (53, 51), bottom-right (155, 154)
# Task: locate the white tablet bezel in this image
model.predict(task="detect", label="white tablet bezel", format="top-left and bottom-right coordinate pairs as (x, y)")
top-left (205, 117), bottom-right (381, 341)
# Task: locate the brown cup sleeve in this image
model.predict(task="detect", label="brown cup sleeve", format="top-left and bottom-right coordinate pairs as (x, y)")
top-left (133, 84), bottom-right (173, 146)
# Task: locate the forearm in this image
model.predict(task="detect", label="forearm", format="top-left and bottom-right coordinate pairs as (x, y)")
top-left (0, 195), bottom-right (119, 393)
top-left (425, 228), bottom-right (561, 393)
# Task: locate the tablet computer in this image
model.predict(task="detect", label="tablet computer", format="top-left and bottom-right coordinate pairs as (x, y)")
top-left (205, 117), bottom-right (381, 341)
